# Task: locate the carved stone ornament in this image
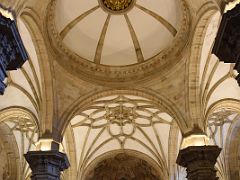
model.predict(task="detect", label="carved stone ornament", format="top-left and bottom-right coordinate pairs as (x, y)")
top-left (85, 153), bottom-right (161, 180)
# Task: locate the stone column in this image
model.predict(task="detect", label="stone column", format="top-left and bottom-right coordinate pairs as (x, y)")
top-left (177, 146), bottom-right (221, 180)
top-left (24, 151), bottom-right (70, 180)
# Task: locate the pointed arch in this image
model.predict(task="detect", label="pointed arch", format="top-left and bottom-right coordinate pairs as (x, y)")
top-left (187, 3), bottom-right (219, 131)
top-left (19, 8), bottom-right (55, 137)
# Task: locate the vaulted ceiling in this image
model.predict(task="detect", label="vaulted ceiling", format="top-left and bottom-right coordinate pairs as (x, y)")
top-left (55, 0), bottom-right (181, 66)
top-left (1, 0), bottom-right (240, 179)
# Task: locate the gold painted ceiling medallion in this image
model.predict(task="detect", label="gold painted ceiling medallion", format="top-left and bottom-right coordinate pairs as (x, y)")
top-left (100, 0), bottom-right (135, 14)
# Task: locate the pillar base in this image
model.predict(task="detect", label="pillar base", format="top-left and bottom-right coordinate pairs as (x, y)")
top-left (177, 146), bottom-right (221, 180)
top-left (25, 151), bottom-right (70, 180)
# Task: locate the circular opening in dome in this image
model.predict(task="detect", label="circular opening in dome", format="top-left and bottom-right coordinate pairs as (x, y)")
top-left (98, 0), bottom-right (136, 15)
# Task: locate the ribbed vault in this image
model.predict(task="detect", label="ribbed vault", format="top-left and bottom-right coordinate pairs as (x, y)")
top-left (62, 92), bottom-right (181, 179)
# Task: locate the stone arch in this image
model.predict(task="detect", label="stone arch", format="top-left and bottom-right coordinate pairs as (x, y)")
top-left (60, 89), bottom-right (184, 179)
top-left (187, 3), bottom-right (219, 131)
top-left (19, 9), bottom-right (55, 137)
top-left (0, 106), bottom-right (40, 130)
top-left (0, 106), bottom-right (39, 180)
top-left (217, 100), bottom-right (240, 180)
top-left (205, 99), bottom-right (240, 180)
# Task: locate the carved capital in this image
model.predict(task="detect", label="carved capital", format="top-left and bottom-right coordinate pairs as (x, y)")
top-left (24, 151), bottom-right (70, 180)
top-left (177, 146), bottom-right (221, 180)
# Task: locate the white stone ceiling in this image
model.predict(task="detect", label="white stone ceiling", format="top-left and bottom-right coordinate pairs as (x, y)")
top-left (55, 0), bottom-right (181, 66)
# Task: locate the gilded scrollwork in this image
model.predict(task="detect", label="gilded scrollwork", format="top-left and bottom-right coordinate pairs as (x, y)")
top-left (102, 0), bottom-right (133, 11)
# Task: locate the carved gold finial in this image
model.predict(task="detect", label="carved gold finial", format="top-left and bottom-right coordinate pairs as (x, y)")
top-left (99, 0), bottom-right (135, 14)
top-left (103, 0), bottom-right (132, 11)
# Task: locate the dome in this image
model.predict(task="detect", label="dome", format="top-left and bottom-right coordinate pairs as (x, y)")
top-left (47, 0), bottom-right (189, 83)
top-left (55, 0), bottom-right (181, 66)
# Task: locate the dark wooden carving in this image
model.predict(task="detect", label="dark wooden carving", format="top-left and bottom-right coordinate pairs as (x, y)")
top-left (0, 7), bottom-right (28, 95)
top-left (212, 4), bottom-right (240, 85)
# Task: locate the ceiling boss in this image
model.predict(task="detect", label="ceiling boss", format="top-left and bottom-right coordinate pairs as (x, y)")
top-left (99, 0), bottom-right (136, 14)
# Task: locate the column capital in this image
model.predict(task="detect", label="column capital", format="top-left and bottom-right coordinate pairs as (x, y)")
top-left (25, 150), bottom-right (70, 180)
top-left (177, 146), bottom-right (221, 180)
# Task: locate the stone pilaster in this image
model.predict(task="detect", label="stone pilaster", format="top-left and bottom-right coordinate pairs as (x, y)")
top-left (24, 151), bottom-right (70, 180)
top-left (177, 146), bottom-right (221, 180)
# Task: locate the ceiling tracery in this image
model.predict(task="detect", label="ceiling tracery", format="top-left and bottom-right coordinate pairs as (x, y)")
top-left (2, 0), bottom-right (240, 180)
top-left (62, 93), bottom-right (180, 179)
